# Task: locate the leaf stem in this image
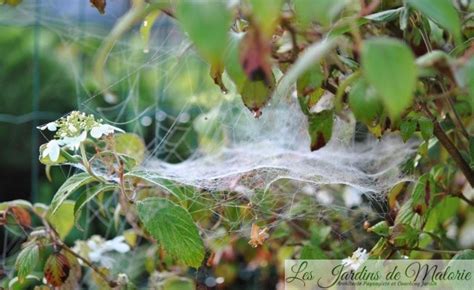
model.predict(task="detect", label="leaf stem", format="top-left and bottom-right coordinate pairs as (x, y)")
top-left (79, 142), bottom-right (107, 183)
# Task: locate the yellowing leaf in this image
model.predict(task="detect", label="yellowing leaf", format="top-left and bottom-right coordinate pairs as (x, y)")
top-left (15, 243), bottom-right (40, 283)
top-left (47, 200), bottom-right (75, 239)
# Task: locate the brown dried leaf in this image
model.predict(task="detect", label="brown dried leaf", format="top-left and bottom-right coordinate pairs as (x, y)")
top-left (248, 223), bottom-right (269, 248)
top-left (90, 0), bottom-right (106, 15)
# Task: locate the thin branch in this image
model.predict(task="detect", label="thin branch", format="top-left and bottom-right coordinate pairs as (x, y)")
top-left (446, 96), bottom-right (470, 140)
top-left (281, 18), bottom-right (299, 63)
top-left (399, 246), bottom-right (458, 255)
top-left (455, 192), bottom-right (474, 207)
top-left (420, 103), bottom-right (474, 188)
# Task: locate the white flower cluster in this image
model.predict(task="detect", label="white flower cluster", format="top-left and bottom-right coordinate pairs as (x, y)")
top-left (38, 111), bottom-right (123, 162)
top-left (342, 248), bottom-right (369, 271)
top-left (72, 235), bottom-right (131, 268)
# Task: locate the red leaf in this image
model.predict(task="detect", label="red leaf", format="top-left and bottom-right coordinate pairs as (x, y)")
top-left (239, 27), bottom-right (273, 86)
top-left (44, 252), bottom-right (71, 287)
top-left (9, 207), bottom-right (31, 228)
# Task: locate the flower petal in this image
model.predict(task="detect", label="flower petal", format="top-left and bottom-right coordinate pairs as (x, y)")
top-left (90, 126), bottom-right (103, 139)
top-left (47, 122), bottom-right (57, 131)
top-left (48, 140), bottom-right (60, 162)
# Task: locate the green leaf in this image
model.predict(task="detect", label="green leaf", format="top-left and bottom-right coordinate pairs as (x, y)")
top-left (412, 174), bottom-right (430, 205)
top-left (49, 173), bottom-right (96, 215)
top-left (15, 243), bottom-right (40, 283)
top-left (300, 245), bottom-right (327, 259)
top-left (249, 0), bottom-right (284, 35)
top-left (73, 184), bottom-right (117, 228)
top-left (294, 0), bottom-right (347, 27)
top-left (365, 7), bottom-right (404, 23)
top-left (162, 277), bottom-right (195, 290)
top-left (7, 275), bottom-right (41, 290)
top-left (136, 197), bottom-right (205, 268)
top-left (418, 117), bottom-right (434, 141)
top-left (348, 78), bottom-right (383, 123)
top-left (297, 66), bottom-right (324, 99)
top-left (400, 119), bottom-right (417, 142)
top-left (125, 171), bottom-right (183, 200)
top-left (457, 58), bottom-right (474, 113)
top-left (407, 0), bottom-right (461, 41)
top-left (47, 200), bottom-right (75, 239)
top-left (361, 38), bottom-right (417, 119)
top-left (452, 249), bottom-right (474, 260)
top-left (240, 80), bottom-right (273, 116)
top-left (176, 0), bottom-right (231, 65)
top-left (389, 223), bottom-right (419, 248)
top-left (368, 221), bottom-right (389, 237)
top-left (307, 110), bottom-right (334, 151)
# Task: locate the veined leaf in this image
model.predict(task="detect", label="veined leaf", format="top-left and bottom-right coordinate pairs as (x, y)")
top-left (361, 38), bottom-right (417, 119)
top-left (400, 119), bottom-right (417, 142)
top-left (15, 243), bottom-right (40, 283)
top-left (49, 173), bottom-right (96, 215)
top-left (44, 252), bottom-right (71, 287)
top-left (418, 117), bottom-right (434, 141)
top-left (137, 197), bottom-right (205, 268)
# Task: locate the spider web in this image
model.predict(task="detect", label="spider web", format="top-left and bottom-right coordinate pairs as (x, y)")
top-left (0, 0), bottom-right (419, 285)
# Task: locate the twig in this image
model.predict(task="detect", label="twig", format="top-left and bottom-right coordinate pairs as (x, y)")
top-left (281, 18), bottom-right (299, 63)
top-left (399, 246), bottom-right (458, 255)
top-left (420, 103), bottom-right (474, 188)
top-left (446, 96), bottom-right (470, 140)
top-left (455, 192), bottom-right (474, 206)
